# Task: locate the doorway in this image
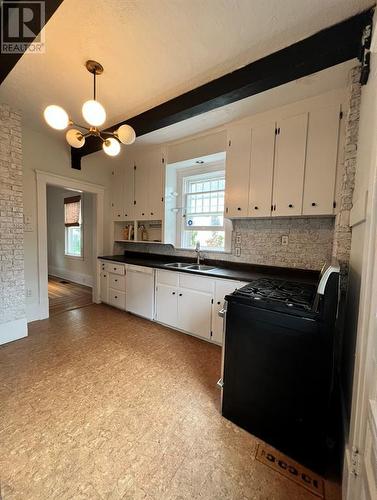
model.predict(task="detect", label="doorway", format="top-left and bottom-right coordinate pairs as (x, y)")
top-left (46, 185), bottom-right (95, 315)
top-left (36, 170), bottom-right (105, 320)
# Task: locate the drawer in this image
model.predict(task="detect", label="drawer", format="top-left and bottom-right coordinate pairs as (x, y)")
top-left (109, 289), bottom-right (126, 309)
top-left (109, 274), bottom-right (126, 291)
top-left (105, 262), bottom-right (125, 275)
top-left (179, 273), bottom-right (214, 293)
top-left (156, 269), bottom-right (179, 287)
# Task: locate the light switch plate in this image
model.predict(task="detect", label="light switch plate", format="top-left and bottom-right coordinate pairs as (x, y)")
top-left (235, 247), bottom-right (241, 257)
top-left (235, 233), bottom-right (241, 245)
top-left (281, 235), bottom-right (289, 246)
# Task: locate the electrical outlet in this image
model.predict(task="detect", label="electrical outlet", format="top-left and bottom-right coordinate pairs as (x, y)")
top-left (26, 288), bottom-right (32, 297)
top-left (281, 235), bottom-right (289, 246)
top-left (235, 247), bottom-right (241, 257)
top-left (235, 233), bottom-right (241, 245)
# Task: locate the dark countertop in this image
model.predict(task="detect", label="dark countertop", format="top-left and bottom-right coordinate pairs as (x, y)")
top-left (98, 251), bottom-right (320, 284)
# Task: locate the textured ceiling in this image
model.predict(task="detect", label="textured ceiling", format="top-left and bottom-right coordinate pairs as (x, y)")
top-left (0, 0), bottom-right (372, 137)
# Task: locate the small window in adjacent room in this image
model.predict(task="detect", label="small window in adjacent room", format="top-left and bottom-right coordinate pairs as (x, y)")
top-left (181, 171), bottom-right (226, 251)
top-left (64, 195), bottom-right (83, 257)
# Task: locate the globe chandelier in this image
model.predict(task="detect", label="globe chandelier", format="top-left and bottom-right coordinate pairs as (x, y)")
top-left (43, 60), bottom-right (136, 156)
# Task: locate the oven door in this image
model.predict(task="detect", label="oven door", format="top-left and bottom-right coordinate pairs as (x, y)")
top-left (216, 300), bottom-right (228, 410)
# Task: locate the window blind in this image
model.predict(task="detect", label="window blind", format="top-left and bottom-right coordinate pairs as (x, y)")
top-left (64, 196), bottom-right (81, 227)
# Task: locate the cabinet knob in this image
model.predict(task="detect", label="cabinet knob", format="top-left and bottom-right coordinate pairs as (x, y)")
top-left (114, 296), bottom-right (118, 299)
top-left (151, 212), bottom-right (154, 215)
top-left (311, 202), bottom-right (317, 207)
top-left (217, 301), bottom-right (221, 305)
top-left (117, 214), bottom-right (120, 217)
top-left (172, 292), bottom-right (176, 295)
top-left (142, 213), bottom-right (145, 216)
top-left (288, 204), bottom-right (293, 208)
top-left (179, 293), bottom-right (183, 297)
top-left (125, 214), bottom-right (128, 217)
top-left (115, 279), bottom-right (118, 282)
top-left (237, 207), bottom-right (241, 211)
top-left (114, 268), bottom-right (117, 271)
top-left (254, 206), bottom-right (258, 210)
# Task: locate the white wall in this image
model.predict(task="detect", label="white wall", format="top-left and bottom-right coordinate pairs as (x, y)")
top-left (47, 186), bottom-right (94, 286)
top-left (22, 126), bottom-right (114, 322)
top-left (343, 16), bottom-right (377, 499)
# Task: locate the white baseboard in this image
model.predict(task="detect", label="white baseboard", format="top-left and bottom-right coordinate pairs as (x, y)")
top-left (48, 266), bottom-right (94, 288)
top-left (26, 302), bottom-right (42, 323)
top-left (0, 317), bottom-right (28, 345)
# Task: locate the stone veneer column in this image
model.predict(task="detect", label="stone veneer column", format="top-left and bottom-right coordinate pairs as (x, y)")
top-left (333, 66), bottom-right (362, 288)
top-left (0, 103), bottom-right (27, 344)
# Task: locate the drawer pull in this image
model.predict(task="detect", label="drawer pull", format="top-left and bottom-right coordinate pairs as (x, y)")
top-left (288, 204), bottom-right (293, 208)
top-left (172, 291), bottom-right (176, 295)
top-left (237, 207), bottom-right (241, 211)
top-left (311, 202), bottom-right (317, 207)
top-left (114, 295), bottom-right (118, 299)
top-left (179, 293), bottom-right (183, 297)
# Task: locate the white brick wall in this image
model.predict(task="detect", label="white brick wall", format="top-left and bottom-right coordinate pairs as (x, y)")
top-left (333, 66), bottom-right (361, 289)
top-left (0, 104), bottom-right (25, 325)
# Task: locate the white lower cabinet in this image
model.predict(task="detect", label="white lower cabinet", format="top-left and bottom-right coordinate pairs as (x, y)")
top-left (155, 283), bottom-right (178, 327)
top-left (178, 289), bottom-right (212, 340)
top-left (99, 260), bottom-right (127, 310)
top-left (212, 279), bottom-right (245, 344)
top-left (155, 269), bottom-right (243, 344)
top-left (99, 261), bottom-right (244, 345)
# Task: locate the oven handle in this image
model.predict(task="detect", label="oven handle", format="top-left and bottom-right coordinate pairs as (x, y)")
top-left (218, 308), bottom-right (226, 318)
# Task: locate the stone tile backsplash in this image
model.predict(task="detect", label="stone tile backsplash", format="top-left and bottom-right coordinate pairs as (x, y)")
top-left (114, 216), bottom-right (335, 271)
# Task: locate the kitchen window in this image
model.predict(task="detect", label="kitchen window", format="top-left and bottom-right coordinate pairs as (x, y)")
top-left (64, 195), bottom-right (83, 258)
top-left (181, 171), bottom-right (226, 251)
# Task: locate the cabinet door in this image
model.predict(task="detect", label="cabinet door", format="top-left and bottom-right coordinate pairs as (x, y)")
top-left (100, 271), bottom-right (109, 303)
top-left (155, 283), bottom-right (178, 327)
top-left (212, 280), bottom-right (244, 344)
top-left (147, 148), bottom-right (164, 220)
top-left (134, 154), bottom-right (148, 220)
top-left (303, 105), bottom-right (340, 215)
top-left (178, 289), bottom-right (212, 340)
top-left (111, 164), bottom-right (124, 220)
top-left (248, 121), bottom-right (276, 217)
top-left (123, 154), bottom-right (135, 220)
top-left (225, 123), bottom-right (251, 217)
top-left (273, 113), bottom-right (308, 216)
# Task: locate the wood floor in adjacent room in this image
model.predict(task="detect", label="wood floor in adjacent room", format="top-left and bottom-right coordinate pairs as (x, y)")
top-left (0, 305), bottom-right (341, 499)
top-left (48, 275), bottom-right (93, 316)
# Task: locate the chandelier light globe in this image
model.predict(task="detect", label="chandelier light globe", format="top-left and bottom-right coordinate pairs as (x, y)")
top-left (44, 105), bottom-right (69, 130)
top-left (66, 129), bottom-right (85, 148)
top-left (82, 99), bottom-right (106, 126)
top-left (103, 137), bottom-right (121, 156)
top-left (116, 124), bottom-right (136, 145)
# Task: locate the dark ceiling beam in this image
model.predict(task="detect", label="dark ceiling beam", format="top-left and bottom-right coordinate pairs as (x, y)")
top-left (0, 0), bottom-right (65, 85)
top-left (72, 8), bottom-right (373, 169)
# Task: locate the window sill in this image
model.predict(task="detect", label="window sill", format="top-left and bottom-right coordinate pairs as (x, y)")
top-left (64, 254), bottom-right (84, 261)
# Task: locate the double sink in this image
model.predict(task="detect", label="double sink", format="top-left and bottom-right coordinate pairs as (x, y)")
top-left (164, 262), bottom-right (216, 272)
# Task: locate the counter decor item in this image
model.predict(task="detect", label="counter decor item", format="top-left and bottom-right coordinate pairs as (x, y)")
top-left (123, 226), bottom-right (129, 240)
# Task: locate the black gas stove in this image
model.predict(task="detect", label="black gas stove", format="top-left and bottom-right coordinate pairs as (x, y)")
top-left (220, 262), bottom-right (340, 472)
top-left (232, 278), bottom-right (317, 316)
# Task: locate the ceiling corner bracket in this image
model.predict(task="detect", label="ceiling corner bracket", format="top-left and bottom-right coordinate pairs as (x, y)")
top-left (359, 8), bottom-right (374, 85)
top-left (71, 149), bottom-right (82, 170)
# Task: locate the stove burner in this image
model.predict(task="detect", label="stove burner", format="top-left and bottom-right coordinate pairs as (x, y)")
top-left (234, 278), bottom-right (316, 311)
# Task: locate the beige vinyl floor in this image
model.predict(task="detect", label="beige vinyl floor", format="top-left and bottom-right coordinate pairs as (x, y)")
top-left (0, 304), bottom-right (341, 499)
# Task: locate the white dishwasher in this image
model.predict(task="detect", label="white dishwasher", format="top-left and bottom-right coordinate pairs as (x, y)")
top-left (126, 265), bottom-right (155, 320)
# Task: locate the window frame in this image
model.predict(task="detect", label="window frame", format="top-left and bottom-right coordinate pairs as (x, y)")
top-left (178, 167), bottom-right (228, 252)
top-left (64, 197), bottom-right (84, 259)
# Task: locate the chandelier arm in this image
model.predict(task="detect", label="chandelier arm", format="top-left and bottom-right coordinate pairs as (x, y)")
top-left (94, 71), bottom-right (96, 100)
top-left (71, 122), bottom-right (90, 132)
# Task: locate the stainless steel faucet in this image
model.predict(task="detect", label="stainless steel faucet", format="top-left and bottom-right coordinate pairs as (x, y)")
top-left (195, 241), bottom-right (202, 265)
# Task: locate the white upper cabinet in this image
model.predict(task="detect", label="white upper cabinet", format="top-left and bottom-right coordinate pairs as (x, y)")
top-left (303, 105), bottom-right (340, 216)
top-left (225, 123), bottom-right (251, 217)
top-left (248, 121), bottom-right (276, 217)
top-left (272, 113), bottom-right (308, 216)
top-left (123, 154), bottom-right (135, 220)
top-left (134, 147), bottom-right (164, 221)
top-left (111, 163), bottom-right (124, 220)
top-left (147, 149), bottom-right (164, 220)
